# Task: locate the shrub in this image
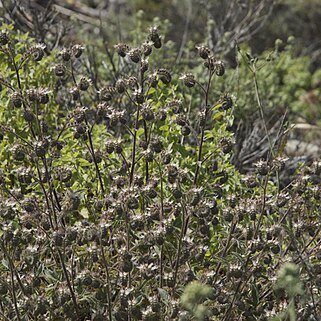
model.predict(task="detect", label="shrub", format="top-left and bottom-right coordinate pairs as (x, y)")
top-left (0, 22), bottom-right (321, 321)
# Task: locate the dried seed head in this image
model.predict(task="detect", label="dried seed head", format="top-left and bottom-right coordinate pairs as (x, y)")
top-left (38, 89), bottom-right (50, 104)
top-left (215, 60), bottom-right (225, 76)
top-left (59, 48), bottom-right (71, 61)
top-left (153, 37), bottom-right (162, 49)
top-left (144, 149), bottom-right (154, 162)
top-left (0, 31), bottom-right (9, 46)
top-left (114, 43), bottom-right (129, 57)
top-left (150, 138), bottom-right (163, 153)
top-left (220, 94), bottom-right (233, 110)
top-left (30, 44), bottom-right (46, 62)
top-left (11, 92), bottom-right (22, 107)
top-left (105, 141), bottom-right (115, 154)
top-left (255, 160), bottom-right (269, 176)
top-left (54, 63), bottom-right (66, 77)
top-left (142, 41), bottom-right (153, 56)
top-left (99, 86), bottom-right (116, 101)
top-left (196, 45), bottom-right (211, 59)
top-left (141, 59), bottom-right (149, 73)
top-left (168, 99), bottom-right (183, 114)
top-left (221, 138), bottom-right (233, 154)
top-left (157, 68), bottom-right (172, 84)
top-left (128, 48), bottom-right (141, 63)
top-left (126, 76), bottom-right (139, 89)
top-left (70, 86), bottom-right (80, 100)
top-left (26, 88), bottom-right (38, 102)
top-left (180, 73), bottom-right (196, 88)
top-left (115, 79), bottom-right (126, 93)
top-left (181, 126), bottom-right (191, 136)
top-left (23, 108), bottom-right (34, 123)
top-left (134, 91), bottom-right (145, 104)
top-left (141, 104), bottom-right (154, 121)
top-left (71, 44), bottom-right (84, 58)
top-left (175, 115), bottom-right (188, 126)
top-left (149, 26), bottom-right (160, 43)
top-left (78, 77), bottom-right (91, 91)
top-left (157, 109), bottom-right (167, 121)
top-left (12, 145), bottom-right (25, 161)
top-left (35, 141), bottom-right (47, 157)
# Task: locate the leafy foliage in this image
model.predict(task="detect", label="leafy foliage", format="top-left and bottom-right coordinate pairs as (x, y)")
top-left (0, 20), bottom-right (321, 321)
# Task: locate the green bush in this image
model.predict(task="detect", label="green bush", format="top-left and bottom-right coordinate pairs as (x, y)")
top-left (1, 23), bottom-right (321, 321)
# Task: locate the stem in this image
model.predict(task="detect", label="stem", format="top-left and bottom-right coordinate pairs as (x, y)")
top-left (157, 160), bottom-right (165, 287)
top-left (86, 121), bottom-right (105, 194)
top-left (129, 104), bottom-right (140, 185)
top-left (253, 69), bottom-right (274, 160)
top-left (173, 200), bottom-right (187, 288)
top-left (57, 250), bottom-right (80, 318)
top-left (193, 69), bottom-right (213, 185)
top-left (99, 234), bottom-right (113, 321)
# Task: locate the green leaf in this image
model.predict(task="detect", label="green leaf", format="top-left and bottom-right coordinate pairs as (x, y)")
top-left (158, 288), bottom-right (170, 305)
top-left (159, 125), bottom-right (169, 132)
top-left (251, 283), bottom-right (259, 307)
top-left (80, 207), bottom-right (89, 219)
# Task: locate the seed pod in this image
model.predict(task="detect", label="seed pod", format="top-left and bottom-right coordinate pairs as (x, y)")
top-left (0, 31), bottom-right (9, 46)
top-left (114, 43), bottom-right (129, 57)
top-left (128, 48), bottom-right (141, 63)
top-left (181, 73), bottom-right (196, 88)
top-left (149, 74), bottom-right (158, 88)
top-left (105, 141), bottom-right (115, 154)
top-left (70, 87), bottom-right (80, 100)
top-left (141, 59), bottom-right (149, 73)
top-left (150, 138), bottom-right (163, 153)
top-left (153, 38), bottom-right (162, 49)
top-left (221, 138), bottom-right (233, 154)
top-left (12, 145), bottom-right (25, 161)
top-left (149, 26), bottom-right (160, 43)
top-left (181, 126), bottom-right (191, 136)
top-left (157, 68), bottom-right (171, 84)
top-left (157, 109), bottom-right (166, 121)
top-left (26, 88), bottom-right (38, 102)
top-left (11, 92), bottom-right (22, 107)
top-left (141, 106), bottom-right (155, 121)
top-left (175, 115), bottom-right (188, 126)
top-left (162, 152), bottom-right (171, 165)
top-left (54, 64), bottom-right (65, 77)
top-left (35, 141), bottom-right (46, 157)
top-left (71, 44), bottom-right (84, 58)
top-left (172, 187), bottom-right (182, 199)
top-left (100, 86), bottom-right (115, 101)
top-left (23, 108), bottom-right (34, 122)
top-left (78, 77), bottom-right (91, 91)
top-left (41, 120), bottom-right (48, 133)
top-left (127, 76), bottom-right (139, 89)
top-left (144, 149), bottom-right (154, 162)
top-left (134, 92), bottom-right (145, 104)
top-left (31, 44), bottom-right (45, 62)
top-left (168, 99), bottom-right (182, 114)
top-left (127, 196), bottom-right (139, 210)
top-left (115, 79), bottom-right (126, 93)
top-left (221, 94), bottom-right (233, 110)
top-left (196, 45), bottom-right (210, 59)
top-left (142, 42), bottom-right (153, 56)
top-left (60, 48), bottom-right (71, 61)
top-left (38, 90), bottom-right (49, 104)
top-left (139, 140), bottom-right (148, 150)
top-left (215, 60), bottom-right (225, 76)
top-left (114, 142), bottom-right (123, 154)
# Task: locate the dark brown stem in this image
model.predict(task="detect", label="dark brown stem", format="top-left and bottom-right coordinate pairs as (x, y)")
top-left (57, 249), bottom-right (80, 318)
